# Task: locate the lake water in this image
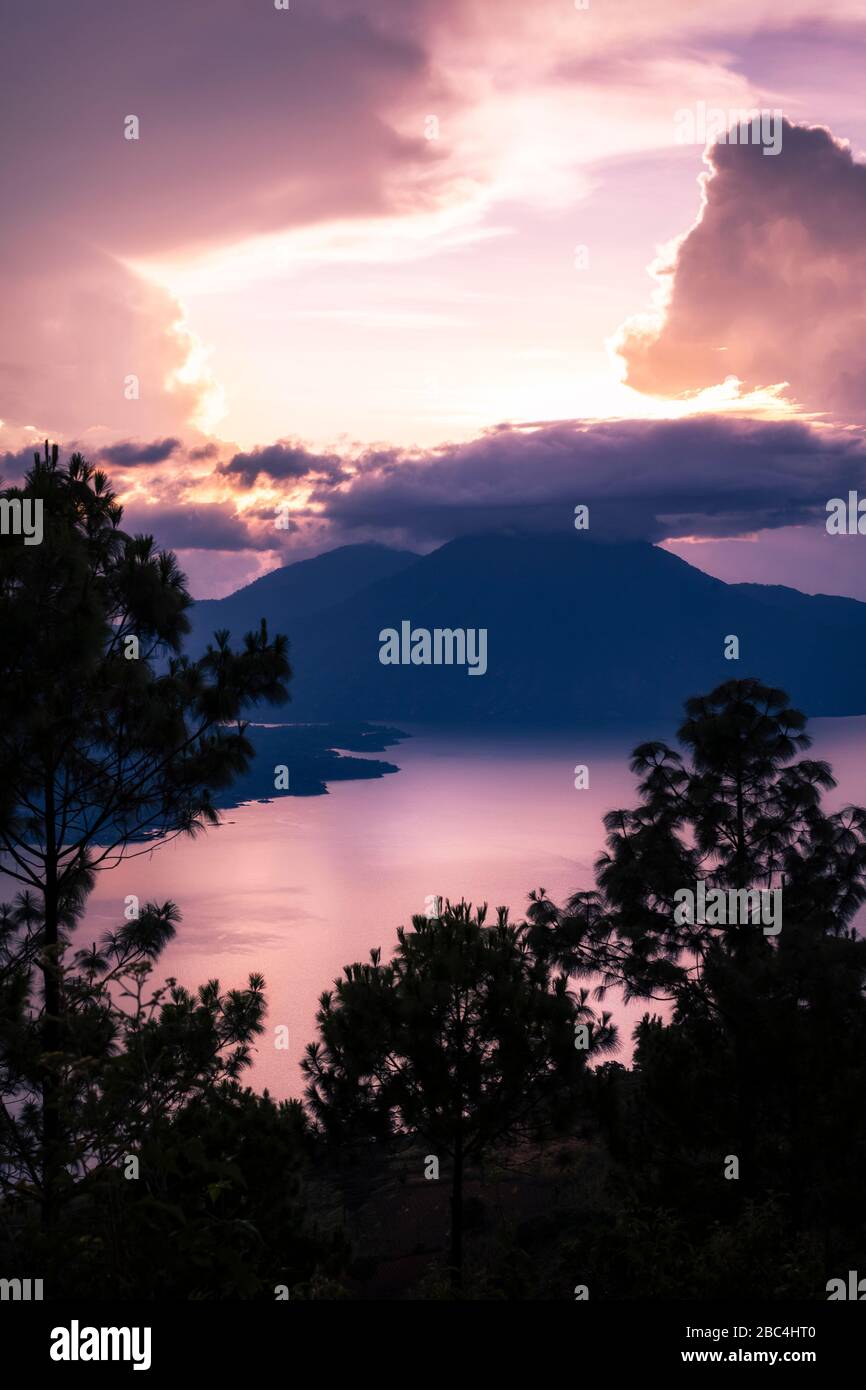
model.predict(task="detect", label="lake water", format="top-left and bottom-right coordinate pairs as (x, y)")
top-left (80, 716), bottom-right (866, 1099)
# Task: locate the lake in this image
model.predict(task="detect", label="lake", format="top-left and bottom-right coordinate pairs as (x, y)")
top-left (81, 716), bottom-right (866, 1099)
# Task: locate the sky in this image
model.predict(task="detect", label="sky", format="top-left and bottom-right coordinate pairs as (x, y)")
top-left (3, 0), bottom-right (866, 597)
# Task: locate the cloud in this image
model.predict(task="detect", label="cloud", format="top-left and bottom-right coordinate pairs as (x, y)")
top-left (617, 120), bottom-right (866, 423)
top-left (5, 0), bottom-right (845, 451)
top-left (0, 1), bottom-right (447, 446)
top-left (1, 3), bottom-right (436, 263)
top-left (307, 415), bottom-right (866, 546)
top-left (220, 441), bottom-right (349, 489)
top-left (121, 503), bottom-right (271, 553)
top-left (0, 443), bottom-right (47, 486)
top-left (7, 2), bottom-right (866, 454)
top-left (0, 243), bottom-right (216, 441)
top-left (98, 438), bottom-right (181, 467)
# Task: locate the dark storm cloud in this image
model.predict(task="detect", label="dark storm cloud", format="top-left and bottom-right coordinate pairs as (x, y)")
top-left (98, 438), bottom-right (181, 467)
top-left (308, 416), bottom-right (866, 545)
top-left (221, 441), bottom-right (350, 489)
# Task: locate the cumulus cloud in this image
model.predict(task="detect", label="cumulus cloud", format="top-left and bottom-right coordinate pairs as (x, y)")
top-left (617, 120), bottom-right (866, 422)
top-left (0, 241), bottom-right (218, 442)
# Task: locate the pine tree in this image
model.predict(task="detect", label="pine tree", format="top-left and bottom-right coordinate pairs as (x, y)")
top-left (0, 445), bottom-right (290, 1232)
top-left (302, 900), bottom-right (617, 1291)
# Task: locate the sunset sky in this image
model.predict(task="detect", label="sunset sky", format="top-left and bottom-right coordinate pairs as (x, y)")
top-left (3, 0), bottom-right (866, 597)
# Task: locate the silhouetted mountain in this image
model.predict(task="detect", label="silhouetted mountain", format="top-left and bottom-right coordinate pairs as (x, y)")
top-left (190, 535), bottom-right (866, 724)
top-left (187, 542), bottom-right (419, 654)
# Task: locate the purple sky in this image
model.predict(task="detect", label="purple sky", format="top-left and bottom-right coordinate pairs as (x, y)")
top-left (3, 1), bottom-right (866, 597)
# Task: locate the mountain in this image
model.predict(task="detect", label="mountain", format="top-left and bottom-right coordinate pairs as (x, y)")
top-left (190, 535), bottom-right (866, 725)
top-left (186, 542), bottom-right (419, 654)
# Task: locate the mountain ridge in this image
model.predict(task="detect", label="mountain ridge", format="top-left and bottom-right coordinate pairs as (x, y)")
top-left (188, 535), bottom-right (866, 725)
top-left (186, 542), bottom-right (419, 652)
